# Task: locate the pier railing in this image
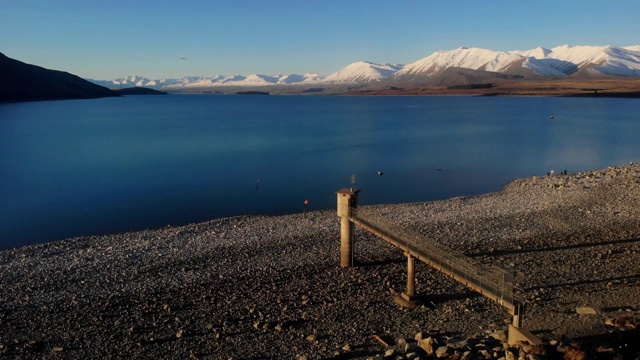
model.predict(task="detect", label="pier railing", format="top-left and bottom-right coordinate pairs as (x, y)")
top-left (349, 207), bottom-right (523, 316)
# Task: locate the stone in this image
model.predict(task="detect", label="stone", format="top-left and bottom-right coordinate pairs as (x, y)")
top-left (447, 338), bottom-right (468, 350)
top-left (436, 346), bottom-right (452, 358)
top-left (384, 348), bottom-right (395, 357)
top-left (414, 331), bottom-right (426, 341)
top-left (492, 347), bottom-right (503, 358)
top-left (306, 335), bottom-right (316, 342)
top-left (490, 330), bottom-right (508, 342)
top-left (404, 342), bottom-right (420, 354)
top-left (575, 307), bottom-right (599, 315)
top-left (176, 329), bottom-right (184, 338)
top-left (418, 336), bottom-right (436, 354)
top-left (342, 344), bottom-right (351, 351)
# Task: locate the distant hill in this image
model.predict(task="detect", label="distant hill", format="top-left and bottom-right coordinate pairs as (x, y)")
top-left (114, 87), bottom-right (167, 95)
top-left (0, 52), bottom-right (117, 102)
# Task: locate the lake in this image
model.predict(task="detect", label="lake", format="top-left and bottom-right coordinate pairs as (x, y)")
top-left (1, 95), bottom-right (639, 249)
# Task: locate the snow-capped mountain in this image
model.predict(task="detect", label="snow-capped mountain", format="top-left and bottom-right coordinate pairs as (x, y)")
top-left (88, 44), bottom-right (640, 90)
top-left (89, 75), bottom-right (182, 89)
top-left (322, 61), bottom-right (404, 83)
top-left (393, 47), bottom-right (525, 79)
top-left (160, 73), bottom-right (323, 89)
top-left (540, 45), bottom-right (640, 76)
top-left (393, 45), bottom-right (640, 80)
top-left (278, 73), bottom-right (323, 84)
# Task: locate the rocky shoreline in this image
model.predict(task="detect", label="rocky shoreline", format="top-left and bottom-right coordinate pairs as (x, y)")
top-left (1, 164), bottom-right (639, 359)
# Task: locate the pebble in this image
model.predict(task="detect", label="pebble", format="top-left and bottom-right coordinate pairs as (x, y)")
top-left (1, 163), bottom-right (639, 359)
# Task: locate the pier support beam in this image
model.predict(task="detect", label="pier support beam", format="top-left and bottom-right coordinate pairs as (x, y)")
top-left (394, 252), bottom-right (423, 307)
top-left (337, 188), bottom-right (360, 268)
top-left (511, 302), bottom-right (524, 328)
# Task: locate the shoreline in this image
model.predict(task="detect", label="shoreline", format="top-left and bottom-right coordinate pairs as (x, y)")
top-left (1, 163), bottom-right (639, 359)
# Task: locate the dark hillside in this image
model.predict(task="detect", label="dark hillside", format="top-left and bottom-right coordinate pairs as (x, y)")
top-left (114, 87), bottom-right (167, 95)
top-left (0, 52), bottom-right (117, 102)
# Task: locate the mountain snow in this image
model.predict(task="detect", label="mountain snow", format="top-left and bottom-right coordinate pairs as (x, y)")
top-left (161, 73), bottom-right (323, 88)
top-left (393, 47), bottom-right (523, 78)
top-left (544, 45), bottom-right (640, 76)
top-left (393, 44), bottom-right (640, 79)
top-left (88, 44), bottom-right (640, 89)
top-left (323, 61), bottom-right (404, 83)
top-left (277, 73), bottom-right (323, 84)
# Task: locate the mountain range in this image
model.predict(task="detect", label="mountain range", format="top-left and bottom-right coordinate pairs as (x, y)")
top-left (89, 44), bottom-right (640, 90)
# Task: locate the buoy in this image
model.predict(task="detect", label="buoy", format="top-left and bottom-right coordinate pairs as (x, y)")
top-left (549, 115), bottom-right (555, 119)
top-left (377, 171), bottom-right (383, 176)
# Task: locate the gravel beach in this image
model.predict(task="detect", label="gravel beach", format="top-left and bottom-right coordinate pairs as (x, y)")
top-left (1, 164), bottom-right (639, 359)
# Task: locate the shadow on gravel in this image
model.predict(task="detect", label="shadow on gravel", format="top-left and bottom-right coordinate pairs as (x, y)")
top-left (470, 237), bottom-right (640, 258)
top-left (282, 319), bottom-right (309, 330)
top-left (428, 291), bottom-right (481, 304)
top-left (356, 258), bottom-right (405, 267)
top-left (572, 329), bottom-right (640, 360)
top-left (322, 344), bottom-right (379, 360)
top-left (602, 306), bottom-right (640, 312)
top-left (522, 274), bottom-right (640, 291)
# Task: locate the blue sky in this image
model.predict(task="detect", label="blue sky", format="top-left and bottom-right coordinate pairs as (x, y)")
top-left (1, 0), bottom-right (639, 80)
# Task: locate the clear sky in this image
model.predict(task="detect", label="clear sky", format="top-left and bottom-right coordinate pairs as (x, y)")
top-left (1, 0), bottom-right (639, 80)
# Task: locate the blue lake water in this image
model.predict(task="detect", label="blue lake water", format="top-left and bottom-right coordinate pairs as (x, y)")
top-left (1, 95), bottom-right (639, 249)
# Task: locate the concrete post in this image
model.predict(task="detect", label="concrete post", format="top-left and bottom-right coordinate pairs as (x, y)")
top-left (512, 303), bottom-right (523, 328)
top-left (512, 314), bottom-right (521, 328)
top-left (337, 188), bottom-right (360, 268)
top-left (406, 252), bottom-right (415, 297)
top-left (394, 251), bottom-right (423, 308)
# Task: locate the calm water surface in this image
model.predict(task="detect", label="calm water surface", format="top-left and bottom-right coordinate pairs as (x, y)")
top-left (1, 95), bottom-right (639, 248)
